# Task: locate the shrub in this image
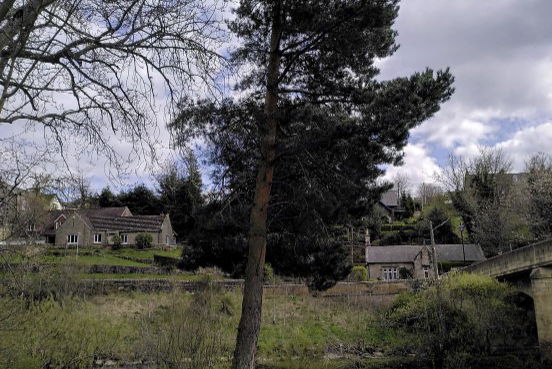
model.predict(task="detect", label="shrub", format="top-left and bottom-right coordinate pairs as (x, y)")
top-left (350, 265), bottom-right (368, 281)
top-left (385, 272), bottom-right (534, 368)
top-left (138, 280), bottom-right (230, 368)
top-left (135, 233), bottom-right (153, 249)
top-left (398, 267), bottom-right (413, 279)
top-left (264, 263), bottom-right (276, 284)
top-left (111, 234), bottom-right (122, 250)
top-left (4, 262), bottom-right (83, 303)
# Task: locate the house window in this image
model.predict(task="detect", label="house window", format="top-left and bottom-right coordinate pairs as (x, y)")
top-left (166, 235), bottom-right (170, 245)
top-left (121, 234), bottom-right (128, 244)
top-left (424, 267), bottom-right (430, 279)
top-left (383, 267), bottom-right (398, 281)
top-left (94, 233), bottom-right (102, 244)
top-left (55, 221), bottom-right (61, 229)
top-left (27, 223), bottom-right (36, 232)
top-left (67, 234), bottom-right (78, 244)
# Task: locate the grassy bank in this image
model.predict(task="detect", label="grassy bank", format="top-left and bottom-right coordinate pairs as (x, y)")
top-left (3, 246), bottom-right (182, 267)
top-left (0, 287), bottom-right (398, 369)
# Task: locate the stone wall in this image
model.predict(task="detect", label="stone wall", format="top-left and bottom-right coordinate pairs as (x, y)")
top-left (78, 279), bottom-right (416, 298)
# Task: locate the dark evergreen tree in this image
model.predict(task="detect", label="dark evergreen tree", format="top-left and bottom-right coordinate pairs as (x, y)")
top-left (400, 192), bottom-right (416, 219)
top-left (157, 152), bottom-right (204, 240)
top-left (118, 184), bottom-right (162, 215)
top-left (171, 1), bottom-right (454, 367)
top-left (425, 207), bottom-right (460, 244)
top-left (98, 187), bottom-right (121, 208)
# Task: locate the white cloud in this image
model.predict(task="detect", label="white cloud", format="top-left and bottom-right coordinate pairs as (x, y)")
top-left (378, 0), bottom-right (552, 181)
top-left (494, 122), bottom-right (552, 171)
top-left (415, 115), bottom-right (496, 149)
top-left (384, 143), bottom-right (442, 192)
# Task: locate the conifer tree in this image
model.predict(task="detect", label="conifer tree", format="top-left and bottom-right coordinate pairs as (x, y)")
top-left (172, 1), bottom-right (454, 367)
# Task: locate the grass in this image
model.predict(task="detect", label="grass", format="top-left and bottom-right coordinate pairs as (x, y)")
top-left (80, 273), bottom-right (221, 281)
top-left (0, 286), bottom-right (399, 369)
top-left (111, 247), bottom-right (182, 260)
top-left (4, 246), bottom-right (183, 268)
top-left (40, 254), bottom-right (150, 267)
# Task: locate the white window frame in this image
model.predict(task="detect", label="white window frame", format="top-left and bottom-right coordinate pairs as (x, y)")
top-left (67, 234), bottom-right (78, 244)
top-left (93, 233), bottom-right (102, 244)
top-left (423, 267), bottom-right (430, 279)
top-left (383, 267), bottom-right (399, 281)
top-left (166, 235), bottom-right (170, 245)
top-left (121, 234), bottom-right (128, 244)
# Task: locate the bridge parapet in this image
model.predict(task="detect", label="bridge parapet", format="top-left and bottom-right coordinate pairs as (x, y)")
top-left (463, 239), bottom-right (552, 278)
top-left (463, 240), bottom-right (552, 359)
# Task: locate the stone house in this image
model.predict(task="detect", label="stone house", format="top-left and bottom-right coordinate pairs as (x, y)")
top-left (365, 244), bottom-right (486, 280)
top-left (376, 189), bottom-right (405, 222)
top-left (1, 188), bottom-right (63, 241)
top-left (44, 207), bottom-right (176, 247)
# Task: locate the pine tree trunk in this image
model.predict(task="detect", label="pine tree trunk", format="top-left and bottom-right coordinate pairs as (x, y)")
top-left (232, 3), bottom-right (282, 369)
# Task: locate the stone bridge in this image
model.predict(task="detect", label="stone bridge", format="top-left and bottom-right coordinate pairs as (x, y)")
top-left (463, 239), bottom-right (552, 356)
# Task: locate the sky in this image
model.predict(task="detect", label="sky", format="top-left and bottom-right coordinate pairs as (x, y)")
top-left (4, 0), bottom-right (552, 194)
top-left (380, 0), bottom-right (552, 191)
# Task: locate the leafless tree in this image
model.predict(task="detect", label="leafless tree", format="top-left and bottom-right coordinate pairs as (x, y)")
top-left (1, 0), bottom-right (225, 167)
top-left (392, 171), bottom-right (410, 196)
top-left (437, 147), bottom-right (530, 255)
top-left (417, 182), bottom-right (443, 209)
top-left (48, 171), bottom-right (93, 207)
top-left (1, 139), bottom-right (53, 239)
top-left (525, 153), bottom-right (552, 239)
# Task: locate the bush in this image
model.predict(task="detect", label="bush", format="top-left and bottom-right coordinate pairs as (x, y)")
top-left (385, 272), bottom-right (535, 368)
top-left (4, 262), bottom-right (83, 303)
top-left (350, 265), bottom-right (368, 281)
top-left (264, 263), bottom-right (276, 284)
top-left (135, 233), bottom-right (153, 249)
top-left (138, 280), bottom-right (230, 368)
top-left (111, 234), bottom-right (122, 250)
top-left (398, 267), bottom-right (413, 279)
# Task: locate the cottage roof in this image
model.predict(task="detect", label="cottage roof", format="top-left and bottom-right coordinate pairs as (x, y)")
top-left (87, 214), bottom-right (165, 232)
top-left (379, 189), bottom-right (399, 208)
top-left (43, 207), bottom-right (132, 235)
top-left (435, 244), bottom-right (486, 261)
top-left (366, 245), bottom-right (424, 263)
top-left (43, 209), bottom-right (76, 235)
top-left (81, 207), bottom-right (131, 218)
top-left (366, 244), bottom-right (486, 264)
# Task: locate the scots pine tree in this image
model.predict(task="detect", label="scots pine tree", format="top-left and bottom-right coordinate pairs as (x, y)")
top-left (172, 1), bottom-right (454, 367)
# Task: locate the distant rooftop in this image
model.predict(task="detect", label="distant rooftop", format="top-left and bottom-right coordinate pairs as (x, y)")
top-left (379, 189), bottom-right (399, 208)
top-left (366, 244), bottom-right (486, 264)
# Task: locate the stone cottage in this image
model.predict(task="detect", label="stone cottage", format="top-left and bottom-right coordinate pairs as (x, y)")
top-left (365, 244), bottom-right (486, 280)
top-left (43, 207), bottom-right (176, 247)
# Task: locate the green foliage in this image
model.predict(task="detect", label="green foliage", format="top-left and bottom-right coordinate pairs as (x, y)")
top-left (350, 266), bottom-right (368, 281)
top-left (424, 206), bottom-right (461, 244)
top-left (98, 187), bottom-right (120, 207)
top-left (0, 298), bottom-right (131, 369)
top-left (111, 234), bottom-right (122, 250)
top-left (157, 153), bottom-right (204, 241)
top-left (171, 0), bottom-right (453, 286)
top-left (135, 232), bottom-right (153, 249)
top-left (264, 263), bottom-right (276, 284)
top-left (138, 282), bottom-right (230, 369)
top-left (4, 262), bottom-right (83, 303)
top-left (399, 193), bottom-right (416, 219)
top-left (385, 273), bottom-right (534, 368)
top-left (398, 267), bottom-right (412, 279)
top-left (118, 184), bottom-right (163, 215)
top-left (526, 153), bottom-right (552, 239)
